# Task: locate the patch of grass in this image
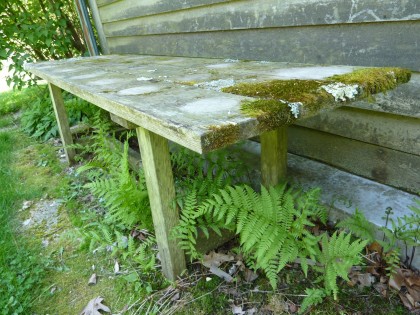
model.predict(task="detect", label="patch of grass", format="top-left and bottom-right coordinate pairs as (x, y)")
top-left (0, 86), bottom-right (43, 115)
top-left (0, 130), bottom-right (48, 313)
top-left (0, 115), bottom-right (14, 128)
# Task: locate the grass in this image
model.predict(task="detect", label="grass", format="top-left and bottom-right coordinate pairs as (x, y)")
top-left (0, 86), bottom-right (44, 115)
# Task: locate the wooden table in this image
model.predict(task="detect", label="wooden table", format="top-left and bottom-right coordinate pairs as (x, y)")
top-left (24, 54), bottom-right (404, 280)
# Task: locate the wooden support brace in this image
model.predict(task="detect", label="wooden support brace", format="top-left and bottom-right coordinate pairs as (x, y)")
top-left (136, 127), bottom-right (186, 280)
top-left (48, 83), bottom-right (76, 164)
top-left (260, 126), bottom-right (288, 187)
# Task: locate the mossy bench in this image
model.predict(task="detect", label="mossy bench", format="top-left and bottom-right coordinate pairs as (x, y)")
top-left (24, 54), bottom-right (410, 280)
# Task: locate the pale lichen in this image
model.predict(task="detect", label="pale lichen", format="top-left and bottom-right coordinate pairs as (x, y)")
top-left (321, 83), bottom-right (359, 101)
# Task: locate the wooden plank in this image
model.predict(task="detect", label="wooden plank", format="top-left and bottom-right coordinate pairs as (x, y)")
top-left (99, 0), bottom-right (235, 23)
top-left (110, 113), bottom-right (137, 129)
top-left (260, 127), bottom-right (287, 187)
top-left (102, 0), bottom-right (420, 37)
top-left (295, 107), bottom-right (420, 156)
top-left (48, 83), bottom-right (76, 164)
top-left (88, 0), bottom-right (110, 54)
top-left (136, 127), bottom-right (186, 280)
top-left (107, 21), bottom-right (420, 71)
top-left (288, 126), bottom-right (420, 193)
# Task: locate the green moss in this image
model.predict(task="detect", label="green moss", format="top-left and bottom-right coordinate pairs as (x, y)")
top-left (327, 67), bottom-right (411, 97)
top-left (221, 67), bottom-right (411, 130)
top-left (241, 99), bottom-right (295, 132)
top-left (205, 124), bottom-right (241, 151)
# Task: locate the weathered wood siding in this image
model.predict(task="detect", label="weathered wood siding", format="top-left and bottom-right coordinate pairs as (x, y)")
top-left (95, 0), bottom-right (420, 70)
top-left (91, 0), bottom-right (420, 193)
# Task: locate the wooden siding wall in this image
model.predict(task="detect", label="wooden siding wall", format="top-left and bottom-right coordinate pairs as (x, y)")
top-left (92, 0), bottom-right (420, 193)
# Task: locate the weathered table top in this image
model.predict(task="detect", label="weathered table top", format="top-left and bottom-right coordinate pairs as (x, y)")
top-left (24, 54), bottom-right (408, 153)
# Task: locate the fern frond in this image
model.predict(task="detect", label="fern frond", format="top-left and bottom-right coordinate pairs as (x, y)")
top-left (336, 209), bottom-right (376, 242)
top-left (299, 288), bottom-right (326, 314)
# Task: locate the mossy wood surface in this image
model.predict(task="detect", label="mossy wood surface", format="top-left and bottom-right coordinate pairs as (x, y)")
top-left (26, 55), bottom-right (410, 154)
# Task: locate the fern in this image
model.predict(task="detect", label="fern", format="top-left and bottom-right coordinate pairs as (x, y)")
top-left (315, 232), bottom-right (367, 299)
top-left (175, 183), bottom-right (327, 288)
top-left (83, 137), bottom-right (152, 230)
top-left (299, 288), bottom-right (326, 314)
top-left (336, 208), bottom-right (376, 243)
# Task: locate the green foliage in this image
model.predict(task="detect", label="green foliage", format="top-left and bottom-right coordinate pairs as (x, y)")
top-left (315, 232), bottom-right (367, 299)
top-left (83, 139), bottom-right (151, 229)
top-left (299, 288), bottom-right (326, 314)
top-left (336, 208), bottom-right (376, 243)
top-left (174, 182), bottom-right (368, 311)
top-left (0, 0), bottom-right (86, 89)
top-left (0, 87), bottom-right (40, 115)
top-left (21, 90), bottom-right (100, 141)
top-left (337, 201), bottom-right (420, 270)
top-left (0, 131), bottom-right (47, 314)
top-left (0, 251), bottom-right (46, 315)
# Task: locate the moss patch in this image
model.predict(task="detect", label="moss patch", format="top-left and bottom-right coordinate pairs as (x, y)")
top-left (328, 67), bottom-right (411, 97)
top-left (204, 124), bottom-right (241, 151)
top-left (221, 67), bottom-right (411, 130)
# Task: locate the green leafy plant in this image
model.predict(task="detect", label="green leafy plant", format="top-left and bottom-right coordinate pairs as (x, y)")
top-left (337, 201), bottom-right (420, 271)
top-left (0, 0), bottom-right (85, 89)
top-left (21, 91), bottom-right (99, 141)
top-left (174, 182), bottom-right (367, 309)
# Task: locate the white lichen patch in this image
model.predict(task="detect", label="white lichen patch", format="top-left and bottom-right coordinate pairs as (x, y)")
top-left (117, 86), bottom-right (160, 96)
top-left (206, 63), bottom-right (234, 69)
top-left (271, 66), bottom-right (354, 80)
top-left (137, 77), bottom-right (154, 81)
top-left (194, 79), bottom-right (235, 92)
top-left (69, 72), bottom-right (105, 80)
top-left (321, 82), bottom-right (359, 101)
top-left (90, 78), bottom-right (122, 85)
top-left (181, 97), bottom-right (240, 114)
top-left (287, 102), bottom-right (303, 118)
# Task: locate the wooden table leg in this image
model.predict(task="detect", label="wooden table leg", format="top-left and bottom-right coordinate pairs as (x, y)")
top-left (48, 83), bottom-right (76, 164)
top-left (260, 126), bottom-right (288, 187)
top-left (136, 127), bottom-right (186, 280)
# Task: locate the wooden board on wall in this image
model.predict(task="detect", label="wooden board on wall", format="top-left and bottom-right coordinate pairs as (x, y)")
top-left (106, 21), bottom-right (420, 71)
top-left (288, 126), bottom-right (420, 194)
top-left (295, 107), bottom-right (420, 156)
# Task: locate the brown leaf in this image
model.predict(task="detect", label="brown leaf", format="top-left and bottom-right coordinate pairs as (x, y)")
top-left (367, 241), bottom-right (383, 255)
top-left (399, 293), bottom-right (414, 310)
top-left (244, 269), bottom-right (258, 283)
top-left (406, 274), bottom-right (420, 287)
top-left (389, 269), bottom-right (405, 291)
top-left (80, 297), bottom-right (111, 315)
top-left (203, 251), bottom-right (234, 268)
top-left (356, 273), bottom-right (376, 288)
top-left (373, 282), bottom-right (388, 297)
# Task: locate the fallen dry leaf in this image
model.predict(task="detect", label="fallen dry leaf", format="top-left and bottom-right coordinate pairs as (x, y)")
top-left (80, 296), bottom-right (111, 315)
top-left (244, 268), bottom-right (258, 282)
top-left (203, 251), bottom-right (234, 268)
